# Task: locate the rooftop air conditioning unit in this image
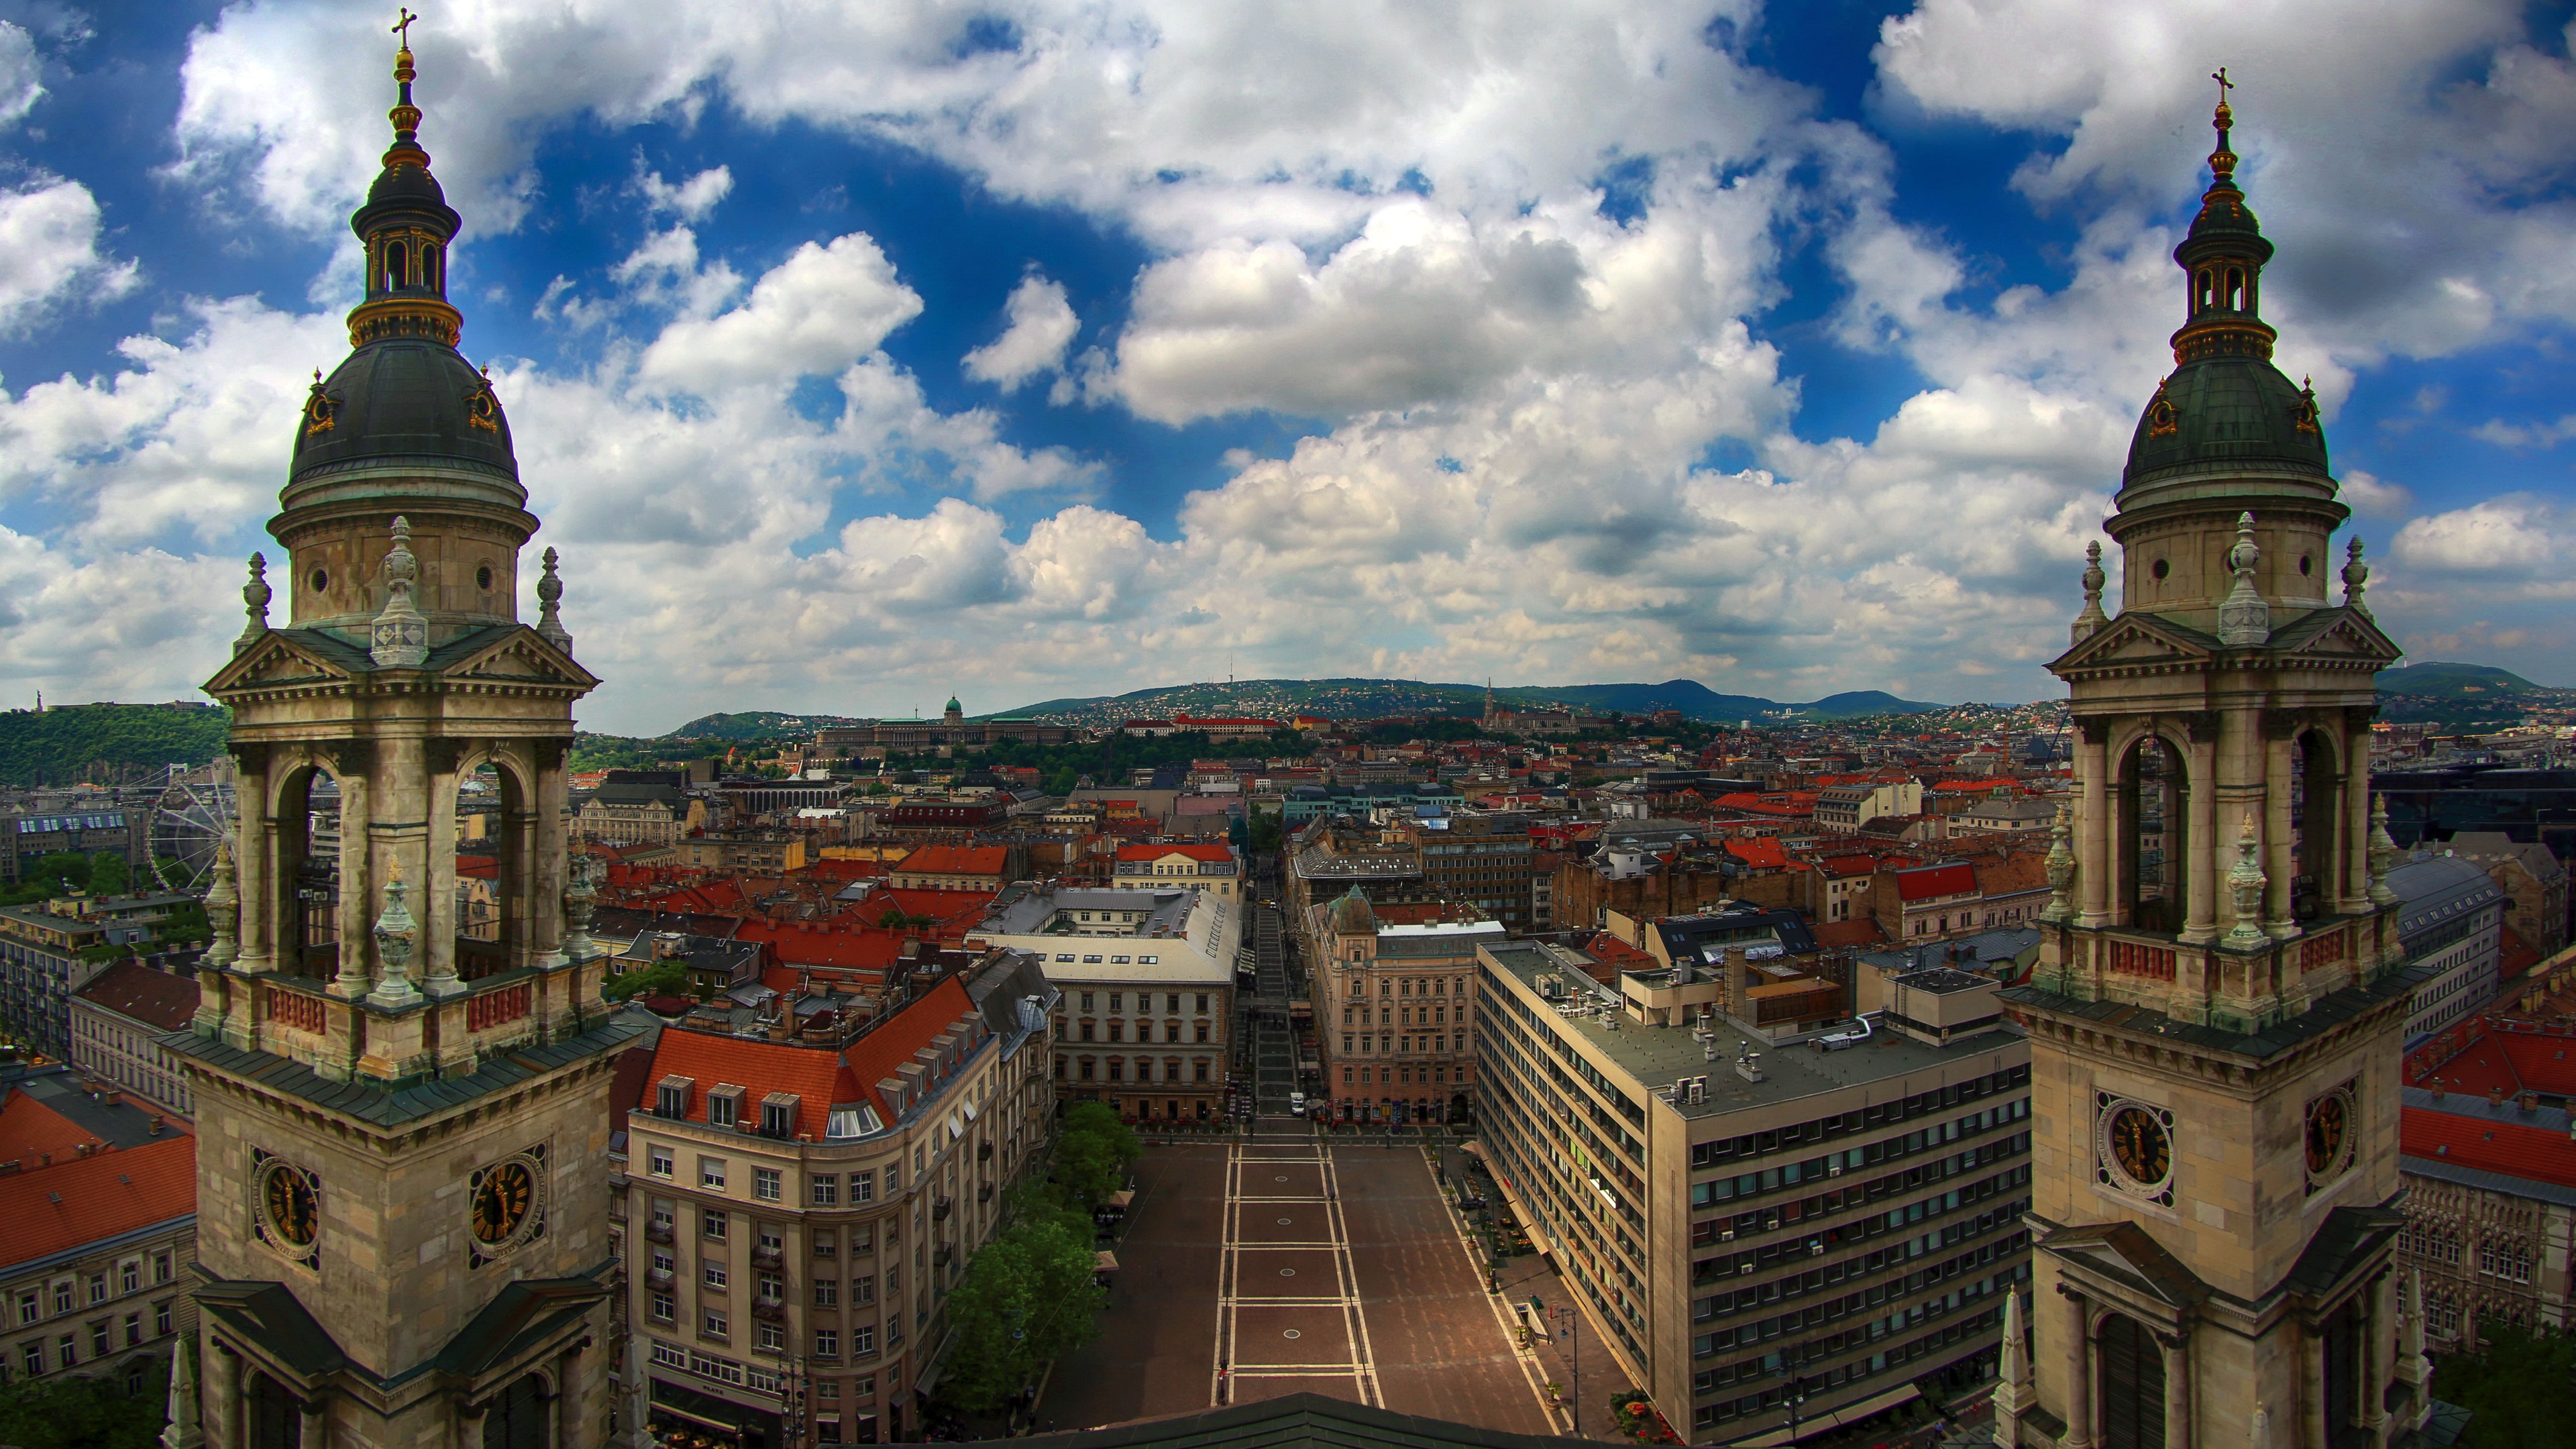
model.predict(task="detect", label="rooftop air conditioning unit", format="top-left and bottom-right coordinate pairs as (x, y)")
top-left (1829, 1165), bottom-right (1843, 1177)
top-left (1720, 1229), bottom-right (1735, 1242)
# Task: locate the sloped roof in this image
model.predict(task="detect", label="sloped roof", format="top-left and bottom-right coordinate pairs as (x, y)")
top-left (1813, 919), bottom-right (1888, 950)
top-left (1723, 837), bottom-right (1789, 870)
top-left (1894, 862), bottom-right (1980, 901)
top-left (0, 1131), bottom-right (195, 1273)
top-left (1972, 852), bottom-right (2049, 898)
top-left (896, 845), bottom-right (1010, 877)
top-left (73, 959), bottom-right (201, 1032)
top-left (643, 975), bottom-right (979, 1138)
top-left (733, 922), bottom-right (905, 972)
top-left (1123, 841), bottom-right (1236, 863)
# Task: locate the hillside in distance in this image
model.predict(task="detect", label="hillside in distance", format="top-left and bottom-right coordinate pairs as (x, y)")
top-left (657, 710), bottom-right (872, 741)
top-left (994, 677), bottom-right (1946, 727)
top-left (0, 702), bottom-right (231, 787)
top-left (2375, 662), bottom-right (2542, 698)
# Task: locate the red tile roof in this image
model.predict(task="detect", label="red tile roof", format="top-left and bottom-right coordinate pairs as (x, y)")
top-left (0, 1087), bottom-right (110, 1163)
top-left (2402, 1105), bottom-right (2576, 1191)
top-left (1712, 792), bottom-right (1817, 818)
top-left (2500, 926), bottom-right (2542, 984)
top-left (895, 845), bottom-right (1010, 877)
top-left (1894, 862), bottom-right (1980, 902)
top-left (1724, 837), bottom-right (1790, 871)
top-left (640, 975), bottom-right (980, 1138)
top-left (73, 960), bottom-right (201, 1032)
top-left (1813, 919), bottom-right (1889, 950)
top-left (733, 921), bottom-right (905, 971)
top-left (0, 1133), bottom-right (196, 1273)
top-left (1818, 855), bottom-right (1878, 879)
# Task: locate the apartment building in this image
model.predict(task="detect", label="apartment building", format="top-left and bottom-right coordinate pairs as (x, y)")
top-left (1313, 888), bottom-right (1499, 1124)
top-left (1111, 843), bottom-right (1244, 902)
top-left (968, 884), bottom-right (1241, 1122)
top-left (0, 894), bottom-right (194, 1061)
top-left (1399, 816), bottom-right (1540, 932)
top-left (0, 1069), bottom-right (198, 1395)
top-left (67, 961), bottom-right (201, 1119)
top-left (623, 951), bottom-right (1057, 1446)
top-left (2395, 1085), bottom-right (2576, 1346)
top-left (1476, 939), bottom-right (2032, 1441)
top-left (2393, 855), bottom-right (2509, 1043)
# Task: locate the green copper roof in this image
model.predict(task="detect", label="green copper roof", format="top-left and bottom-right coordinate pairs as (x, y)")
top-left (2123, 355), bottom-right (2328, 490)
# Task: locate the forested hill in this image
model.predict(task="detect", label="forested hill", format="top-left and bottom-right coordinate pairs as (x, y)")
top-left (0, 703), bottom-right (233, 786)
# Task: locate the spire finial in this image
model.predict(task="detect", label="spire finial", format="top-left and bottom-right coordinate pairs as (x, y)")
top-left (2218, 511), bottom-right (2271, 646)
top-left (2072, 541), bottom-right (2110, 643)
top-left (2208, 67), bottom-right (2239, 182)
top-left (369, 516), bottom-right (429, 668)
top-left (2342, 537), bottom-right (2372, 619)
top-left (388, 9), bottom-right (423, 148)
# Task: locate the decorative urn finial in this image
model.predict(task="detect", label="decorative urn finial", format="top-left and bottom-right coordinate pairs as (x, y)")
top-left (535, 545), bottom-right (574, 655)
top-left (2342, 536), bottom-right (2373, 619)
top-left (369, 516), bottom-right (431, 667)
top-left (203, 839), bottom-right (240, 970)
top-left (368, 861), bottom-right (424, 1007)
top-left (2216, 511), bottom-right (2272, 646)
top-left (2225, 812), bottom-right (2271, 946)
top-left (235, 553), bottom-right (272, 654)
top-left (2039, 804), bottom-right (2077, 922)
top-left (2071, 542), bottom-right (2110, 643)
top-left (2368, 793), bottom-right (2402, 906)
top-left (562, 837), bottom-right (600, 963)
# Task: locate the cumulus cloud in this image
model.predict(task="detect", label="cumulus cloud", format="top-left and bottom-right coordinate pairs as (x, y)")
top-left (638, 233), bottom-right (924, 394)
top-left (962, 274), bottom-right (1079, 394)
top-left (0, 180), bottom-right (140, 334)
top-left (0, 21), bottom-right (42, 129)
top-left (638, 163), bottom-right (733, 221)
top-left (2393, 495), bottom-right (2566, 576)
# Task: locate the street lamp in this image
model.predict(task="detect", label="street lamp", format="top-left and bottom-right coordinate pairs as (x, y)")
top-left (1768, 1348), bottom-right (1808, 1446)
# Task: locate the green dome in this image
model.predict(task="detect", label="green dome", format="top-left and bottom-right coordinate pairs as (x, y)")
top-left (2122, 356), bottom-right (2326, 491)
top-left (290, 339), bottom-right (518, 486)
top-left (945, 696), bottom-right (963, 712)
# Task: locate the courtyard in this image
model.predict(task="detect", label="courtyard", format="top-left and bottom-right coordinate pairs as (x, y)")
top-left (1032, 1132), bottom-right (1566, 1436)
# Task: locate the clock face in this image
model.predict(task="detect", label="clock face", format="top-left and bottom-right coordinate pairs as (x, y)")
top-left (2307, 1089), bottom-right (2354, 1183)
top-left (260, 1162), bottom-right (319, 1247)
top-left (472, 1160), bottom-right (537, 1246)
top-left (2108, 1106), bottom-right (2171, 1187)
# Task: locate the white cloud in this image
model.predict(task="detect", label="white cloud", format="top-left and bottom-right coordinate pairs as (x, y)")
top-left (963, 274), bottom-right (1079, 393)
top-left (0, 21), bottom-right (42, 129)
top-left (2338, 468), bottom-right (2414, 519)
top-left (2392, 495), bottom-right (2565, 576)
top-left (638, 164), bottom-right (733, 221)
top-left (638, 233), bottom-right (924, 394)
top-left (0, 180), bottom-right (140, 335)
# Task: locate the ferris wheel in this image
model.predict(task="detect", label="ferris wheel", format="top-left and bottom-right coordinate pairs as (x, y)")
top-left (151, 763), bottom-right (237, 890)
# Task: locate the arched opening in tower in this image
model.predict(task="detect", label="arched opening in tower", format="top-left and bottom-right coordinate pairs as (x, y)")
top-left (277, 764), bottom-right (341, 979)
top-left (2115, 736), bottom-right (2188, 934)
top-left (2094, 1311), bottom-right (2167, 1449)
top-left (2292, 729), bottom-right (2343, 924)
top-left (456, 757), bottom-right (534, 981)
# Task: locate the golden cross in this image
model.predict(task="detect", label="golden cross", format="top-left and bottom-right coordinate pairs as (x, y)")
top-left (393, 8), bottom-right (417, 45)
top-left (2212, 67), bottom-right (2233, 107)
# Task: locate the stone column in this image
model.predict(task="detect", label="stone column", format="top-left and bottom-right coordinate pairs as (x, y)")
top-left (2160, 1328), bottom-right (2192, 1449)
top-left (296, 1394), bottom-right (325, 1449)
top-left (533, 741), bottom-right (571, 966)
top-left (329, 753), bottom-right (374, 999)
top-left (2182, 733), bottom-right (2219, 945)
top-left (2059, 1286), bottom-right (2094, 1449)
top-left (2077, 728), bottom-right (2112, 928)
top-left (2263, 731), bottom-right (2298, 938)
top-left (2341, 726), bottom-right (2375, 915)
top-left (421, 740), bottom-right (460, 991)
top-left (231, 754), bottom-right (274, 976)
top-left (2361, 1273), bottom-right (2393, 1442)
top-left (203, 1340), bottom-right (240, 1449)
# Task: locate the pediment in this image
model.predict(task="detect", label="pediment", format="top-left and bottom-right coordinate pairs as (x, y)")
top-left (2038, 1220), bottom-right (2210, 1310)
top-left (2277, 610), bottom-right (2405, 667)
top-left (437, 627), bottom-right (600, 691)
top-left (204, 632), bottom-right (356, 696)
top-left (2051, 613), bottom-right (2216, 676)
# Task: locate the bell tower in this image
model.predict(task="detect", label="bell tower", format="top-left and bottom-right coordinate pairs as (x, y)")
top-left (169, 19), bottom-right (638, 1449)
top-left (1998, 80), bottom-right (2426, 1449)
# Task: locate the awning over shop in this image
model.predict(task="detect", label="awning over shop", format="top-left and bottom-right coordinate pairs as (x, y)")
top-left (1106, 1189), bottom-right (1136, 1210)
top-left (1459, 1139), bottom-right (1485, 1161)
top-left (1095, 1250), bottom-right (1120, 1274)
top-left (1727, 1383), bottom-right (1920, 1446)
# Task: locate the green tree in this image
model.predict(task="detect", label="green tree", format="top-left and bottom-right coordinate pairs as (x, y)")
top-left (2432, 1316), bottom-right (2576, 1448)
top-left (1048, 1102), bottom-right (1141, 1212)
top-left (603, 961), bottom-right (686, 1002)
top-left (935, 1203), bottom-right (1106, 1413)
top-left (87, 852), bottom-right (129, 898)
top-left (0, 1362), bottom-right (172, 1449)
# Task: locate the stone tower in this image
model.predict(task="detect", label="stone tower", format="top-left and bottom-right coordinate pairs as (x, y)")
top-left (168, 28), bottom-right (639, 1449)
top-left (1998, 87), bottom-right (2424, 1449)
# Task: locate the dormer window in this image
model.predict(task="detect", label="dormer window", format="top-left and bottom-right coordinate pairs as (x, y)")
top-left (708, 1085), bottom-right (745, 1130)
top-left (761, 1093), bottom-right (801, 1139)
top-left (655, 1076), bottom-right (695, 1120)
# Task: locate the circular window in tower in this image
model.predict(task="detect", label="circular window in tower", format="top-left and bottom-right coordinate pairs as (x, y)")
top-left (2299, 553), bottom-right (2313, 576)
top-left (2151, 558), bottom-right (2170, 582)
top-left (476, 564), bottom-right (494, 591)
top-left (308, 568), bottom-right (329, 594)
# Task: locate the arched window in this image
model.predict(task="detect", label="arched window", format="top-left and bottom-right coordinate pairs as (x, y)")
top-left (421, 245), bottom-right (440, 292)
top-left (2291, 729), bottom-right (2343, 922)
top-left (2096, 1313), bottom-right (2166, 1449)
top-left (385, 243), bottom-right (408, 291)
top-left (2224, 267), bottom-right (2245, 311)
top-left (2195, 269), bottom-right (2216, 315)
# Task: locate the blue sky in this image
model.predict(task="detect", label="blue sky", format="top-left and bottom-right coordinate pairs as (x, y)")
top-left (1, 1), bottom-right (2571, 735)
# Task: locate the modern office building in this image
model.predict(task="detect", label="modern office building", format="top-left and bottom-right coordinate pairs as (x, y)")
top-left (1476, 938), bottom-right (2033, 1440)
